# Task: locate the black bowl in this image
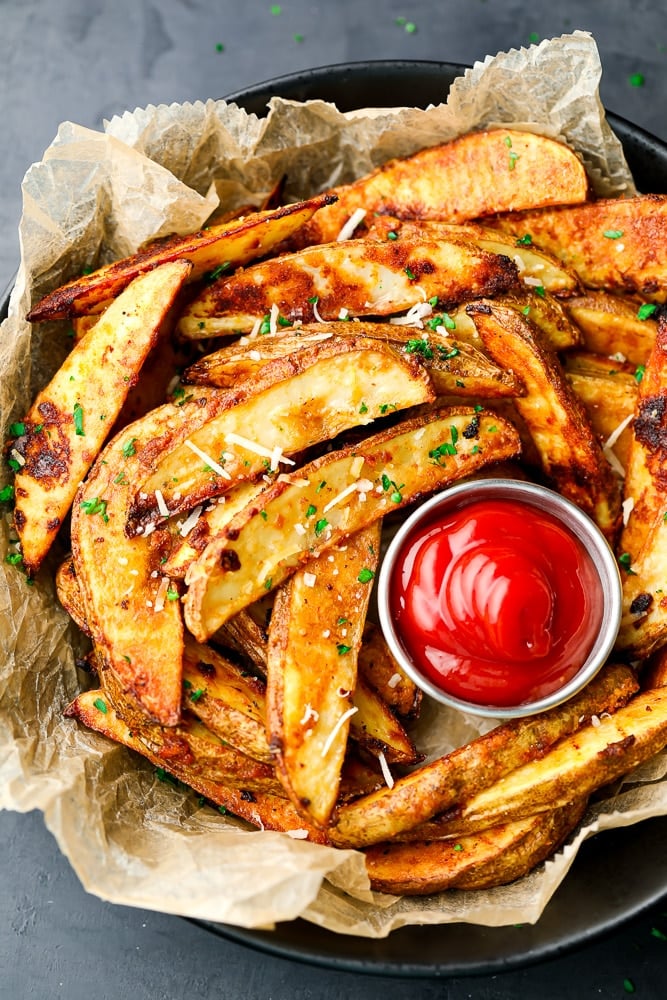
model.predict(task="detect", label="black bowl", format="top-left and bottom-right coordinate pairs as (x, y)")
top-left (5, 59), bottom-right (666, 980)
top-left (189, 60), bottom-right (667, 977)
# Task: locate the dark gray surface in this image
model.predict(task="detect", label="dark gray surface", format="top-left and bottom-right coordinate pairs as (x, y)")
top-left (2, 1), bottom-right (667, 996)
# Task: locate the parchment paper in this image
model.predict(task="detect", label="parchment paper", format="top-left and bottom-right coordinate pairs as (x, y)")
top-left (1, 32), bottom-right (665, 937)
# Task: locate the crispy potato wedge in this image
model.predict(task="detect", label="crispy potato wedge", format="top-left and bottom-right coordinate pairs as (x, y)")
top-left (267, 525), bottom-right (381, 827)
top-left (616, 513), bottom-right (667, 658)
top-left (330, 663), bottom-right (637, 848)
top-left (468, 300), bottom-right (622, 540)
top-left (439, 290), bottom-right (582, 353)
top-left (129, 335), bottom-right (435, 530)
top-left (163, 482), bottom-right (267, 579)
top-left (27, 195), bottom-right (336, 322)
top-left (182, 321), bottom-right (523, 399)
top-left (182, 636), bottom-right (272, 764)
top-left (184, 406), bottom-right (521, 640)
top-left (366, 217), bottom-right (581, 295)
top-left (358, 621), bottom-right (421, 720)
top-left (564, 291), bottom-right (659, 365)
top-left (55, 556), bottom-right (90, 636)
top-left (67, 689), bottom-right (329, 842)
top-left (492, 195), bottom-right (667, 301)
top-left (350, 676), bottom-right (419, 765)
top-left (618, 316), bottom-right (667, 565)
top-left (12, 260), bottom-right (191, 575)
top-left (563, 355), bottom-right (638, 471)
top-left (217, 609), bottom-right (271, 675)
top-left (426, 687), bottom-right (667, 836)
top-left (294, 129), bottom-right (589, 246)
top-left (176, 236), bottom-right (519, 338)
top-left (363, 801), bottom-right (587, 895)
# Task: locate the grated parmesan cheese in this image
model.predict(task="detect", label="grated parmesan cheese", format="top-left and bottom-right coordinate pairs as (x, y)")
top-left (622, 497), bottom-right (635, 526)
top-left (303, 572), bottom-right (317, 588)
top-left (604, 413), bottom-right (634, 451)
top-left (523, 275), bottom-right (543, 287)
top-left (269, 302), bottom-right (280, 335)
top-left (312, 298), bottom-right (325, 323)
top-left (350, 455), bottom-right (365, 478)
top-left (285, 829), bottom-right (310, 839)
top-left (338, 307), bottom-right (349, 320)
top-left (224, 431), bottom-right (295, 467)
top-left (377, 751), bottom-right (395, 789)
top-left (387, 672), bottom-right (402, 689)
top-left (336, 207), bottom-right (367, 242)
top-left (153, 576), bottom-right (171, 613)
top-left (294, 523), bottom-right (307, 536)
top-left (320, 706), bottom-right (358, 757)
top-left (183, 439), bottom-right (232, 479)
top-left (249, 318), bottom-right (262, 338)
top-left (389, 301), bottom-right (433, 328)
top-left (179, 505), bottom-right (203, 537)
top-left (154, 489), bottom-right (170, 518)
top-left (299, 703), bottom-right (319, 725)
top-left (10, 449), bottom-right (25, 467)
top-left (322, 480), bottom-right (361, 514)
top-left (248, 350), bottom-right (262, 361)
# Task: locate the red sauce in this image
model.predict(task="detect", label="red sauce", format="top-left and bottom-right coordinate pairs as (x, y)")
top-left (391, 498), bottom-right (603, 708)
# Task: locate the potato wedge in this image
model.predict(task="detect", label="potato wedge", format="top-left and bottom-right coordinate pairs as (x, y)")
top-left (350, 676), bottom-right (419, 765)
top-left (182, 321), bottom-right (523, 399)
top-left (618, 316), bottom-right (667, 569)
top-left (182, 636), bottom-right (272, 764)
top-left (67, 689), bottom-right (329, 842)
top-left (184, 406), bottom-right (521, 640)
top-left (363, 802), bottom-right (587, 895)
top-left (564, 291), bottom-right (659, 365)
top-left (70, 395), bottom-right (230, 726)
top-left (329, 663), bottom-right (637, 848)
top-left (11, 260), bottom-right (192, 574)
top-left (563, 355), bottom-right (638, 471)
top-left (27, 195), bottom-right (336, 322)
top-left (129, 335), bottom-right (435, 530)
top-left (468, 300), bottom-right (622, 540)
top-left (366, 217), bottom-right (580, 295)
top-left (424, 687), bottom-right (667, 836)
top-left (55, 556), bottom-right (90, 636)
top-left (492, 195), bottom-right (667, 301)
top-left (358, 621), bottom-right (421, 720)
top-left (616, 513), bottom-right (667, 659)
top-left (176, 236), bottom-right (519, 338)
top-left (267, 525), bottom-right (381, 827)
top-left (294, 129), bottom-right (588, 246)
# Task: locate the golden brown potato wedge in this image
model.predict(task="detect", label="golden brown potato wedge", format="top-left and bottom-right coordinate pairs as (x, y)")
top-left (67, 689), bottom-right (329, 843)
top-left (330, 663), bottom-right (637, 848)
top-left (176, 236), bottom-right (519, 338)
top-left (27, 195), bottom-right (336, 322)
top-left (267, 525), bottom-right (381, 827)
top-left (563, 291), bottom-right (659, 365)
top-left (182, 321), bottom-right (523, 399)
top-left (468, 300), bottom-right (622, 540)
top-left (294, 129), bottom-right (589, 246)
top-left (182, 636), bottom-right (272, 764)
top-left (492, 195), bottom-right (667, 302)
top-left (70, 394), bottom-right (230, 726)
top-left (11, 260), bottom-right (192, 575)
top-left (349, 676), bottom-right (419, 765)
top-left (129, 335), bottom-right (435, 531)
top-left (616, 513), bottom-right (667, 659)
top-left (618, 316), bottom-right (667, 566)
top-left (363, 801), bottom-right (587, 895)
top-left (55, 556), bottom-right (90, 636)
top-left (366, 217), bottom-right (581, 295)
top-left (425, 686), bottom-right (667, 836)
top-left (358, 621), bottom-right (421, 720)
top-left (184, 406), bottom-right (521, 640)
top-left (563, 355), bottom-right (638, 472)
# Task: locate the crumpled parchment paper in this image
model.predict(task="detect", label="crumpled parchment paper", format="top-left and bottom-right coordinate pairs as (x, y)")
top-left (1, 31), bottom-right (665, 937)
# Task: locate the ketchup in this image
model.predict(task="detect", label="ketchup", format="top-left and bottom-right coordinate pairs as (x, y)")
top-left (391, 498), bottom-right (603, 708)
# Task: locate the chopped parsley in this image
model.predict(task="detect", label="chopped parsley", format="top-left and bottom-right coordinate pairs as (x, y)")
top-left (305, 504), bottom-right (317, 518)
top-left (307, 295), bottom-right (319, 304)
top-left (270, 3), bottom-right (282, 12)
top-left (379, 403), bottom-right (396, 414)
top-left (638, 302), bottom-right (658, 320)
top-left (259, 510), bottom-right (268, 520)
top-left (629, 73), bottom-right (645, 87)
top-left (264, 576), bottom-right (273, 590)
top-left (387, 231), bottom-right (398, 241)
top-left (515, 234), bottom-right (533, 246)
top-left (522, 305), bottom-right (531, 316)
top-left (9, 422), bottom-right (25, 437)
top-left (5, 551), bottom-right (23, 566)
top-left (634, 364), bottom-right (646, 383)
top-left (404, 338), bottom-right (434, 360)
top-left (404, 266), bottom-right (416, 280)
top-left (316, 480), bottom-right (327, 493)
top-left (205, 261), bottom-right (231, 282)
top-left (215, 42), bottom-right (224, 52)
top-left (508, 151), bottom-right (520, 170)
top-left (93, 697), bottom-right (108, 714)
top-left (0, 485), bottom-right (14, 503)
top-left (359, 401), bottom-right (368, 414)
top-left (122, 437), bottom-right (138, 458)
top-left (166, 585), bottom-right (179, 601)
top-left (337, 616), bottom-right (349, 625)
top-left (259, 314), bottom-right (272, 335)
top-left (314, 518), bottom-right (329, 536)
top-left (603, 229), bottom-right (624, 240)
top-left (189, 688), bottom-right (205, 703)
top-left (427, 312), bottom-right (457, 332)
top-left (429, 426), bottom-right (459, 463)
top-left (337, 643), bottom-right (352, 655)
top-left (73, 402), bottom-right (85, 436)
top-left (357, 567), bottom-right (375, 584)
top-left (618, 552), bottom-right (636, 574)
top-left (79, 497), bottom-right (109, 523)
